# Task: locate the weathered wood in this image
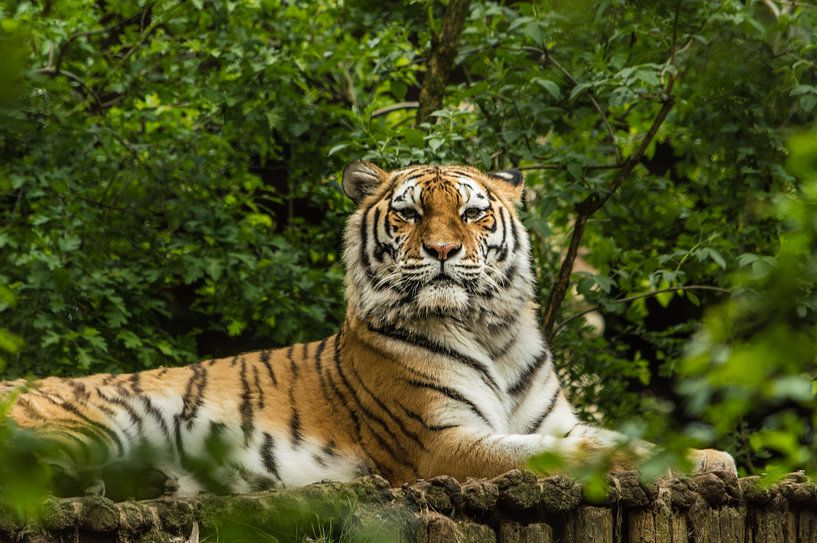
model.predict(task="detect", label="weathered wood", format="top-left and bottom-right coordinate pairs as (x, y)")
top-left (628, 503), bottom-right (680, 543)
top-left (415, 0), bottom-right (472, 125)
top-left (2, 472), bottom-right (817, 542)
top-left (564, 506), bottom-right (613, 543)
top-left (498, 521), bottom-right (554, 543)
top-left (416, 513), bottom-right (495, 543)
top-left (797, 509), bottom-right (817, 542)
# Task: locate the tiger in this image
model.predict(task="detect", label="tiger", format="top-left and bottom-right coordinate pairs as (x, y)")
top-left (0, 162), bottom-right (736, 498)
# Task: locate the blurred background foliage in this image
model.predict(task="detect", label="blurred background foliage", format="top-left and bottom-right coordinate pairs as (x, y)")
top-left (0, 0), bottom-right (816, 482)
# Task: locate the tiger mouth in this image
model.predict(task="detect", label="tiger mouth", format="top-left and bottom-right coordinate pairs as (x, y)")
top-left (430, 274), bottom-right (456, 284)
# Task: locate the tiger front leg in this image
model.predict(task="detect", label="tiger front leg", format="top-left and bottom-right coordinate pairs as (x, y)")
top-left (568, 423), bottom-right (737, 478)
top-left (419, 429), bottom-right (639, 481)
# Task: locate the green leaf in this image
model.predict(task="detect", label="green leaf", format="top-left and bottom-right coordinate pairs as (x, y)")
top-left (327, 143), bottom-right (349, 157)
top-left (533, 78), bottom-right (561, 100)
top-left (568, 82), bottom-right (593, 101)
top-left (0, 329), bottom-right (22, 354)
top-left (790, 85), bottom-right (816, 96)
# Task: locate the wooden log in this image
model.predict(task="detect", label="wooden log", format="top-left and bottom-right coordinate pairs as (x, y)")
top-left (715, 507), bottom-right (746, 543)
top-left (687, 497), bottom-right (714, 543)
top-left (627, 502), bottom-right (687, 543)
top-left (797, 509), bottom-right (817, 542)
top-left (564, 506), bottom-right (612, 543)
top-left (415, 513), bottom-right (495, 543)
top-left (749, 505), bottom-right (795, 543)
top-left (498, 520), bottom-right (554, 543)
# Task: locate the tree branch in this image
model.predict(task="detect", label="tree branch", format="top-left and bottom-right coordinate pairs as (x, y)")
top-left (33, 67), bottom-right (103, 108)
top-left (415, 0), bottom-right (471, 126)
top-left (52, 7), bottom-right (150, 74)
top-left (541, 2), bottom-right (684, 341)
top-left (545, 52), bottom-right (622, 164)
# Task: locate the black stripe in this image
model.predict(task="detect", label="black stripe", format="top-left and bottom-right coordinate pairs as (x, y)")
top-left (320, 334), bottom-right (363, 443)
top-left (289, 406), bottom-right (302, 446)
top-left (507, 350), bottom-right (550, 396)
top-left (179, 364), bottom-right (207, 429)
top-left (525, 389), bottom-right (560, 434)
top-left (253, 365), bottom-right (264, 409)
top-left (69, 381), bottom-right (89, 403)
top-left (287, 353), bottom-right (302, 447)
top-left (359, 198), bottom-right (400, 291)
top-left (44, 429), bottom-right (87, 464)
top-left (259, 350), bottom-right (277, 386)
top-left (565, 423), bottom-right (581, 437)
top-left (40, 393), bottom-right (125, 457)
top-left (497, 205), bottom-right (508, 260)
top-left (479, 262), bottom-right (518, 298)
top-left (359, 205), bottom-right (375, 284)
top-left (325, 371), bottom-right (362, 441)
top-left (129, 372), bottom-right (142, 395)
top-left (397, 402), bottom-right (459, 433)
top-left (332, 329), bottom-right (415, 469)
top-left (348, 360), bottom-right (426, 451)
top-left (509, 209), bottom-right (519, 250)
top-left (314, 338), bottom-right (328, 373)
top-left (239, 359), bottom-right (254, 445)
top-left (372, 208), bottom-right (385, 263)
top-left (261, 432), bottom-right (281, 481)
top-left (96, 389), bottom-right (144, 432)
top-left (287, 345), bottom-right (298, 377)
top-left (322, 440), bottom-right (337, 457)
top-left (368, 324), bottom-right (501, 395)
top-left (491, 331), bottom-right (519, 360)
top-left (287, 344), bottom-right (301, 446)
top-left (94, 402), bottom-right (115, 417)
top-left (14, 397), bottom-right (41, 419)
top-left (139, 395), bottom-right (172, 443)
top-left (404, 379), bottom-right (493, 428)
top-left (361, 336), bottom-right (441, 383)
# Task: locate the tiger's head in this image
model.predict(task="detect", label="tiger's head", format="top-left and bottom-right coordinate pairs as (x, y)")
top-left (342, 162), bottom-right (535, 327)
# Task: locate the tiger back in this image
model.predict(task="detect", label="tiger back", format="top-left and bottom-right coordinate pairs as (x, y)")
top-left (1, 162), bottom-right (736, 497)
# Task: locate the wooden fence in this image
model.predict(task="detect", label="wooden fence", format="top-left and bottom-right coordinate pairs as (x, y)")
top-left (1, 470), bottom-right (815, 542)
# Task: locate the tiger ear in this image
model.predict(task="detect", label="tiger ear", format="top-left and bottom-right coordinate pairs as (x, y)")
top-left (342, 161), bottom-right (388, 204)
top-left (488, 169), bottom-right (524, 203)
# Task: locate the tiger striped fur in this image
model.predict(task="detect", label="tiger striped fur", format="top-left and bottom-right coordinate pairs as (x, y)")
top-left (0, 162), bottom-right (736, 496)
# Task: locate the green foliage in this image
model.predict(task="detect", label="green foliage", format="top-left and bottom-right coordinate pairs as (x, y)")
top-left (674, 126), bottom-right (817, 481)
top-left (0, 0), bottom-right (816, 480)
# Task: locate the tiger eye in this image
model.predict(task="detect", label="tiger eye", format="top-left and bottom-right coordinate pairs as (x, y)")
top-left (396, 208), bottom-right (420, 222)
top-left (463, 207), bottom-right (484, 221)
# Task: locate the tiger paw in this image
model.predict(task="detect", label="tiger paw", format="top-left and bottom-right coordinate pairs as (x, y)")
top-left (688, 448), bottom-right (737, 478)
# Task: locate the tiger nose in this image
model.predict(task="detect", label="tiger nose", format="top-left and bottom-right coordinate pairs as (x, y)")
top-left (423, 242), bottom-right (462, 261)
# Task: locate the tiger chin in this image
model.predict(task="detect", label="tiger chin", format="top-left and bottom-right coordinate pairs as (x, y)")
top-left (0, 161), bottom-right (736, 498)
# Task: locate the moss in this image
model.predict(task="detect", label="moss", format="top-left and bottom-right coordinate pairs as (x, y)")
top-left (38, 496), bottom-right (79, 531)
top-left (117, 500), bottom-right (155, 534)
top-left (538, 475), bottom-right (582, 513)
top-left (154, 498), bottom-right (194, 535)
top-left (0, 500), bottom-right (23, 532)
top-left (79, 495), bottom-right (119, 533)
top-left (461, 480), bottom-right (499, 514)
top-left (137, 527), bottom-right (173, 543)
top-left (494, 470), bottom-right (540, 511)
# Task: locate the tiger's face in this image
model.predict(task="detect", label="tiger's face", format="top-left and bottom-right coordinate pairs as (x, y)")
top-left (343, 162), bottom-right (534, 325)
